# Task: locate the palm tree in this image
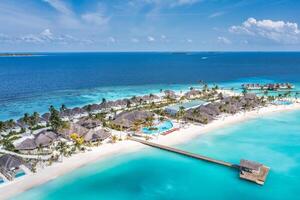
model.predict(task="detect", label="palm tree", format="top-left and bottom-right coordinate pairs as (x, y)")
top-left (111, 135), bottom-right (118, 143)
top-left (0, 121), bottom-right (5, 133)
top-left (60, 104), bottom-right (67, 112)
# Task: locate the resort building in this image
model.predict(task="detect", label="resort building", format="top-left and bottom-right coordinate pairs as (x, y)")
top-left (164, 90), bottom-right (178, 100)
top-left (242, 83), bottom-right (294, 90)
top-left (184, 89), bottom-right (202, 99)
top-left (15, 130), bottom-right (59, 154)
top-left (83, 128), bottom-right (111, 143)
top-left (113, 110), bottom-right (154, 129)
top-left (0, 154), bottom-right (27, 181)
top-left (165, 99), bottom-right (208, 116)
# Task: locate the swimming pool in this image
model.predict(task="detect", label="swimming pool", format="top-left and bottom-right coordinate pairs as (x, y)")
top-left (142, 120), bottom-right (173, 134)
top-left (273, 100), bottom-right (293, 105)
top-left (15, 171), bottom-right (26, 178)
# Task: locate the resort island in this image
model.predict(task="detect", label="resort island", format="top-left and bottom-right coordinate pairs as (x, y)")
top-left (0, 83), bottom-right (299, 199)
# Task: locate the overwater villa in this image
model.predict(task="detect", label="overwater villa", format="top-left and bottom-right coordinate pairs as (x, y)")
top-left (0, 154), bottom-right (28, 181)
top-left (242, 83), bottom-right (294, 90)
top-left (239, 159), bottom-right (270, 185)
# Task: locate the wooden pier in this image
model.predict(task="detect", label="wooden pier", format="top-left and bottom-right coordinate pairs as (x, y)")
top-left (130, 137), bottom-right (270, 185)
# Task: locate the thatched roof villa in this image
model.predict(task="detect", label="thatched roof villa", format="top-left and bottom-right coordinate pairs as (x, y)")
top-left (84, 129), bottom-right (111, 143)
top-left (113, 110), bottom-right (154, 129)
top-left (15, 130), bottom-right (59, 154)
top-left (0, 154), bottom-right (26, 181)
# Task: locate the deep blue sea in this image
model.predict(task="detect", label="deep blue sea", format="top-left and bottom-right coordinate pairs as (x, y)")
top-left (1, 52), bottom-right (300, 120)
top-left (1, 52), bottom-right (300, 200)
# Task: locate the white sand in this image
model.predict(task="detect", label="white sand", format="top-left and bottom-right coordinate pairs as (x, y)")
top-left (1, 103), bottom-right (300, 199)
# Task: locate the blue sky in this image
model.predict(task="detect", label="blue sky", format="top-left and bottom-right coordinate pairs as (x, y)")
top-left (0, 0), bottom-right (300, 52)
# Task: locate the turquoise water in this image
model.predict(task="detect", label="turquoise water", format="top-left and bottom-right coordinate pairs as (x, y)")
top-left (273, 100), bottom-right (293, 105)
top-left (13, 110), bottom-right (300, 200)
top-left (142, 120), bottom-right (173, 134)
top-left (15, 171), bottom-right (26, 178)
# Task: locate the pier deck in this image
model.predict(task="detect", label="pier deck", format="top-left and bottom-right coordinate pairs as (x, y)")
top-left (130, 137), bottom-right (270, 185)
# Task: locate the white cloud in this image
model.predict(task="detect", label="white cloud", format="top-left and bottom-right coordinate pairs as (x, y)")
top-left (217, 36), bottom-right (231, 44)
top-left (229, 18), bottom-right (300, 44)
top-left (187, 39), bottom-right (193, 43)
top-left (209, 11), bottom-right (225, 18)
top-left (81, 12), bottom-right (110, 26)
top-left (0, 29), bottom-right (88, 45)
top-left (147, 36), bottom-right (155, 42)
top-left (43, 0), bottom-right (72, 15)
top-left (131, 38), bottom-right (139, 43)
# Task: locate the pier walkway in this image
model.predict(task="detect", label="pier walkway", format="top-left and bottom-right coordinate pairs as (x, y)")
top-left (129, 137), bottom-right (269, 185)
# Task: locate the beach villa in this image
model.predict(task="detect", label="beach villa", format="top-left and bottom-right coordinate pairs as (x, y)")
top-left (0, 154), bottom-right (27, 181)
top-left (112, 110), bottom-right (154, 129)
top-left (15, 130), bottom-right (59, 154)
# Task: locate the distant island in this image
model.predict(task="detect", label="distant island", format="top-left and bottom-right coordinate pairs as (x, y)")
top-left (0, 53), bottom-right (34, 57)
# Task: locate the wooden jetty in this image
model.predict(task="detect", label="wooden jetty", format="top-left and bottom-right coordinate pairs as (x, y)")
top-left (130, 137), bottom-right (270, 185)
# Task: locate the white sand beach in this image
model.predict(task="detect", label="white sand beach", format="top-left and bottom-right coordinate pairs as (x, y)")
top-left (1, 103), bottom-right (300, 199)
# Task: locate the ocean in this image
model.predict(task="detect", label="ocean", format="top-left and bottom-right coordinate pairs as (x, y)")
top-left (1, 52), bottom-right (300, 120)
top-left (1, 52), bottom-right (300, 200)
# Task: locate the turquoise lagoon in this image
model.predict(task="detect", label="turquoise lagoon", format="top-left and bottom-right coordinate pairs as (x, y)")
top-left (13, 110), bottom-right (300, 200)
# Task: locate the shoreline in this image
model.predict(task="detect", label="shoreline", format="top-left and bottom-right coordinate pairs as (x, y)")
top-left (1, 103), bottom-right (300, 199)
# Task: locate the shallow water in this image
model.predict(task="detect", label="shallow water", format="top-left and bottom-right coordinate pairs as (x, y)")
top-left (13, 110), bottom-right (300, 200)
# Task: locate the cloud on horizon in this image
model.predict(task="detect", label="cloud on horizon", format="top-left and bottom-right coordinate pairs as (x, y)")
top-left (229, 18), bottom-right (300, 44)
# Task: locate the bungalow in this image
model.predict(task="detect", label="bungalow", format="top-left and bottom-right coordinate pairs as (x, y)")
top-left (70, 107), bottom-right (88, 119)
top-left (184, 89), bottom-right (201, 99)
top-left (77, 118), bottom-right (101, 129)
top-left (58, 123), bottom-right (89, 139)
top-left (83, 128), bottom-right (111, 143)
top-left (240, 159), bottom-right (263, 174)
top-left (184, 109), bottom-right (214, 124)
top-left (0, 154), bottom-right (27, 181)
top-left (15, 130), bottom-right (59, 154)
top-left (113, 110), bottom-right (154, 129)
top-left (41, 112), bottom-right (50, 123)
top-left (164, 90), bottom-right (178, 100)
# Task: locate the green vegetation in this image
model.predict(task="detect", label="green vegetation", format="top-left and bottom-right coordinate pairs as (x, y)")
top-left (49, 105), bottom-right (66, 131)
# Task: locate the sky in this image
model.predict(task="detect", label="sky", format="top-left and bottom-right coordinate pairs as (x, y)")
top-left (0, 0), bottom-right (300, 52)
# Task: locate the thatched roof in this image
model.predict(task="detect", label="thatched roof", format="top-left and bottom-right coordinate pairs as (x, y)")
top-left (15, 138), bottom-right (37, 150)
top-left (77, 118), bottom-right (101, 129)
top-left (184, 90), bottom-right (201, 98)
top-left (0, 155), bottom-right (23, 171)
top-left (58, 123), bottom-right (89, 138)
top-left (15, 130), bottom-right (58, 150)
top-left (184, 109), bottom-right (214, 124)
top-left (113, 110), bottom-right (153, 128)
top-left (35, 130), bottom-right (58, 147)
top-left (240, 159), bottom-right (262, 171)
top-left (84, 129), bottom-right (111, 142)
top-left (41, 112), bottom-right (50, 122)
